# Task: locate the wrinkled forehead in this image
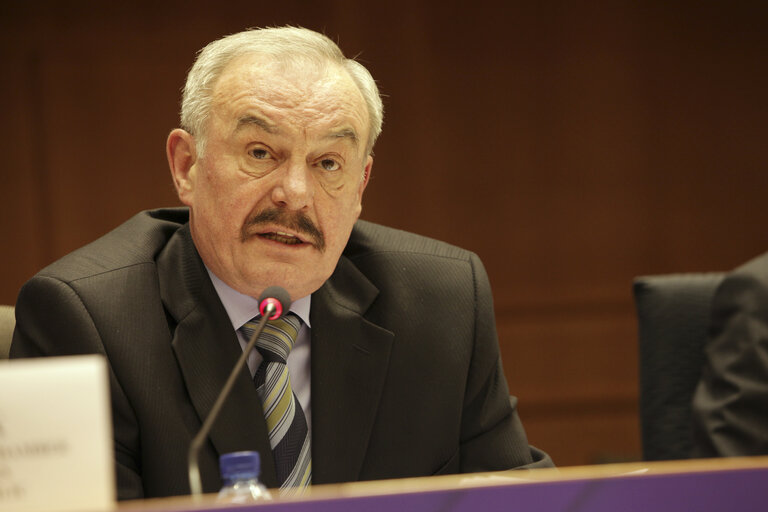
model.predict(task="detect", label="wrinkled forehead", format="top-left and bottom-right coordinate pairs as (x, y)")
top-left (210, 53), bottom-right (370, 141)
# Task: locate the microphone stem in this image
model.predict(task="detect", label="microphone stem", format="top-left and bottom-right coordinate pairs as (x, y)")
top-left (187, 304), bottom-right (275, 498)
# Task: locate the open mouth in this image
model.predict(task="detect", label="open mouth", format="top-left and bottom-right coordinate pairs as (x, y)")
top-left (258, 231), bottom-right (305, 245)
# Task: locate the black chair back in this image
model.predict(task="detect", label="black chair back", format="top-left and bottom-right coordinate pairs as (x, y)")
top-left (633, 273), bottom-right (724, 460)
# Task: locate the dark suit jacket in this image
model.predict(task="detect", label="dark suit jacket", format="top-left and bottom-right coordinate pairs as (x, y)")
top-left (11, 208), bottom-right (551, 500)
top-left (692, 251), bottom-right (768, 456)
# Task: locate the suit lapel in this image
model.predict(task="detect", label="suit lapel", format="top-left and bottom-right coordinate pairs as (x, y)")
top-left (311, 255), bottom-right (394, 484)
top-left (156, 226), bottom-right (277, 489)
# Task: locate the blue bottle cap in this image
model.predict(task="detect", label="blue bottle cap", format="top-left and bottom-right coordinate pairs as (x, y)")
top-left (219, 451), bottom-right (261, 479)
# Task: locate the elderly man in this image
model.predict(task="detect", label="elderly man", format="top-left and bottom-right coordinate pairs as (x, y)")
top-left (10, 27), bottom-right (551, 500)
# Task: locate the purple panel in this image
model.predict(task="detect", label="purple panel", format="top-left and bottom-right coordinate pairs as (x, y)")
top-left (181, 466), bottom-right (768, 512)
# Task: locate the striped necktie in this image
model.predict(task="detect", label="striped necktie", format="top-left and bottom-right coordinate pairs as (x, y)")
top-left (240, 313), bottom-right (312, 492)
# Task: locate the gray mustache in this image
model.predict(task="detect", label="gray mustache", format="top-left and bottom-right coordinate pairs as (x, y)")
top-left (241, 208), bottom-right (325, 251)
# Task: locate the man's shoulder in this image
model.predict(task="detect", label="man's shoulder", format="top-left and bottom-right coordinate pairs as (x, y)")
top-left (720, 250), bottom-right (768, 291)
top-left (345, 220), bottom-right (475, 263)
top-left (732, 251), bottom-right (768, 277)
top-left (36, 207), bottom-right (189, 283)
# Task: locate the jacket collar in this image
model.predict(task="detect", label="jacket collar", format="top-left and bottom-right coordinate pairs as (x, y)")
top-left (156, 225), bottom-right (277, 489)
top-left (310, 254), bottom-right (395, 484)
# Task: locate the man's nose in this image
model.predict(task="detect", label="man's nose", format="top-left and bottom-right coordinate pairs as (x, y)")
top-left (271, 159), bottom-right (313, 210)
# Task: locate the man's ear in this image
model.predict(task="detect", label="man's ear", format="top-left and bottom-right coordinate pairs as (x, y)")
top-left (358, 155), bottom-right (373, 199)
top-left (166, 129), bottom-right (197, 205)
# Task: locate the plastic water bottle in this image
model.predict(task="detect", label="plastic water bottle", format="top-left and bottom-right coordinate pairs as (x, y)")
top-left (217, 451), bottom-right (272, 503)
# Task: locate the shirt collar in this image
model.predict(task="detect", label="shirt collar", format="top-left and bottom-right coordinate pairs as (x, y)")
top-left (205, 267), bottom-right (312, 330)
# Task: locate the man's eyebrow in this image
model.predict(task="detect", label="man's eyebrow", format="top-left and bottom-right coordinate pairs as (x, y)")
top-left (326, 128), bottom-right (359, 146)
top-left (236, 114), bottom-right (277, 133)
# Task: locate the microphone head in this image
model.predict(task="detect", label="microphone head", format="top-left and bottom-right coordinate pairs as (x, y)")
top-left (258, 286), bottom-right (292, 320)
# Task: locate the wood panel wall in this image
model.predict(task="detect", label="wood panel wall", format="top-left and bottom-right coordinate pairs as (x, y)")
top-left (2, 1), bottom-right (768, 467)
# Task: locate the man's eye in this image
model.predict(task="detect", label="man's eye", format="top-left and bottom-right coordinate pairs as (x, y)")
top-left (319, 159), bottom-right (340, 171)
top-left (251, 148), bottom-right (270, 159)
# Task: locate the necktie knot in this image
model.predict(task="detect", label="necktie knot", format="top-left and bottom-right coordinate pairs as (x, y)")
top-left (240, 312), bottom-right (302, 363)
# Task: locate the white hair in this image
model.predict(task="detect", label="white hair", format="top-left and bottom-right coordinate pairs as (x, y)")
top-left (180, 26), bottom-right (384, 156)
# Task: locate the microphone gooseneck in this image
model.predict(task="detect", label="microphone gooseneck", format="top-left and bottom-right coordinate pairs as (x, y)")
top-left (187, 286), bottom-right (292, 498)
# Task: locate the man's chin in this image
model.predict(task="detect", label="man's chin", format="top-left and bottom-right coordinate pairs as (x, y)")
top-left (237, 268), bottom-right (329, 302)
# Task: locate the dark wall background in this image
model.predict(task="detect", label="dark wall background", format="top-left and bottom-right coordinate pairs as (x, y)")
top-left (2, 1), bottom-right (767, 466)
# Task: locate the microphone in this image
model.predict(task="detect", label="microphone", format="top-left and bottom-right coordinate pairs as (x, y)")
top-left (187, 286), bottom-right (292, 498)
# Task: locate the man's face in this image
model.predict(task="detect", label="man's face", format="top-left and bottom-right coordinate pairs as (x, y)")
top-left (169, 54), bottom-right (372, 301)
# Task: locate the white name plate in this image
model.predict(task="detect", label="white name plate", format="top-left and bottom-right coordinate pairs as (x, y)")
top-left (0, 355), bottom-right (115, 512)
